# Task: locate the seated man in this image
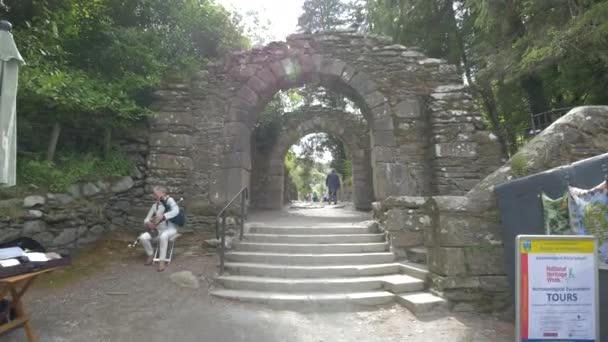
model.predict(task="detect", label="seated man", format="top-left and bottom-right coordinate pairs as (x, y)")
top-left (139, 185), bottom-right (179, 272)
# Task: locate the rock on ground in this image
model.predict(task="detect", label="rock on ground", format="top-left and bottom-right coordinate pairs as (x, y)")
top-left (170, 270), bottom-right (200, 289)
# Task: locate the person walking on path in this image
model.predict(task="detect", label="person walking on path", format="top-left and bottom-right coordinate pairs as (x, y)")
top-left (325, 169), bottom-right (341, 205)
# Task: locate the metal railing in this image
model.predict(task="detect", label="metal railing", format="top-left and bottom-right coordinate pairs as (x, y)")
top-left (528, 107), bottom-right (575, 136)
top-left (215, 186), bottom-right (248, 275)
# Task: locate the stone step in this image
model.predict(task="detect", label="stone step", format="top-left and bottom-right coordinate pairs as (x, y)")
top-left (399, 261), bottom-right (429, 281)
top-left (225, 252), bottom-right (395, 265)
top-left (215, 274), bottom-right (424, 293)
top-left (248, 226), bottom-right (373, 235)
top-left (210, 289), bottom-right (395, 306)
top-left (224, 262), bottom-right (402, 278)
top-left (406, 247), bottom-right (428, 264)
top-left (244, 233), bottom-right (386, 244)
top-left (396, 292), bottom-right (447, 316)
top-left (234, 242), bottom-right (388, 253)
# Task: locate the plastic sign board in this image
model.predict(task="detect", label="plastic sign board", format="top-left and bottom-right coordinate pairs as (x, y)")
top-left (516, 235), bottom-right (600, 342)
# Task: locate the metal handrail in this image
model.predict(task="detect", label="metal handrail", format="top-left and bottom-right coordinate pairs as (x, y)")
top-left (215, 186), bottom-right (248, 275)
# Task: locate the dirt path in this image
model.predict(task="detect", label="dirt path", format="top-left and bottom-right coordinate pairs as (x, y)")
top-left (4, 209), bottom-right (515, 342)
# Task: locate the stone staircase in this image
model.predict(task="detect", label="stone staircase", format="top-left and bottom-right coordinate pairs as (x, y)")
top-left (210, 222), bottom-right (445, 315)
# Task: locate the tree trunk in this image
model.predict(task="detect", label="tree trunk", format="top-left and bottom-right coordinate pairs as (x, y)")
top-left (46, 122), bottom-right (61, 162)
top-left (103, 127), bottom-right (112, 158)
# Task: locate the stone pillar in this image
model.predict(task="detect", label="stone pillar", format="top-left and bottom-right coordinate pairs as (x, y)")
top-left (375, 196), bottom-right (433, 258)
top-left (427, 196), bottom-right (511, 312)
top-left (352, 148), bottom-right (374, 210)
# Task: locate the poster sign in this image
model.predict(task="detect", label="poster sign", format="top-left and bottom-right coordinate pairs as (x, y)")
top-left (516, 235), bottom-right (599, 342)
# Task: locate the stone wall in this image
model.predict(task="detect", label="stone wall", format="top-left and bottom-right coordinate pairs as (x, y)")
top-left (373, 196), bottom-right (433, 259)
top-left (146, 30), bottom-right (503, 207)
top-left (376, 106), bottom-right (608, 312)
top-left (0, 177), bottom-right (135, 253)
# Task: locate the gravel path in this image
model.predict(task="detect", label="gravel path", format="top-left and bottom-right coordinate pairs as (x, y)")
top-left (4, 207), bottom-right (514, 341)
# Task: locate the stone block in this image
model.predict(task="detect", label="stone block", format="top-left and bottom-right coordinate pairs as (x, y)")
top-left (370, 102), bottom-right (391, 120)
top-left (363, 91), bottom-right (386, 109)
top-left (222, 122), bottom-right (250, 137)
top-left (150, 112), bottom-right (194, 128)
top-left (23, 195), bottom-right (45, 208)
top-left (82, 183), bottom-right (101, 197)
top-left (246, 76), bottom-right (270, 97)
top-left (33, 232), bottom-right (54, 246)
top-left (479, 275), bottom-right (510, 292)
top-left (67, 184), bottom-right (82, 198)
top-left (340, 65), bottom-right (356, 83)
top-left (23, 220), bottom-right (46, 235)
top-left (372, 116), bottom-right (394, 131)
top-left (150, 132), bottom-right (193, 148)
top-left (370, 130), bottom-right (396, 148)
top-left (26, 210), bottom-right (43, 219)
top-left (148, 154), bottom-right (194, 171)
top-left (236, 85), bottom-right (259, 107)
top-left (221, 152), bottom-right (252, 169)
top-left (227, 106), bottom-right (254, 127)
top-left (464, 246), bottom-right (505, 276)
top-left (430, 274), bottom-right (481, 291)
top-left (349, 73), bottom-right (378, 95)
top-left (53, 228), bottom-right (78, 246)
top-left (110, 176), bottom-right (135, 193)
top-left (395, 99), bottom-right (422, 118)
top-left (390, 230), bottom-right (424, 248)
top-left (434, 142), bottom-right (477, 157)
top-left (383, 196), bottom-right (430, 209)
top-left (385, 208), bottom-right (431, 232)
top-left (321, 59), bottom-right (346, 79)
top-left (428, 247), bottom-right (467, 276)
top-left (436, 214), bottom-right (502, 247)
top-left (371, 146), bottom-right (395, 163)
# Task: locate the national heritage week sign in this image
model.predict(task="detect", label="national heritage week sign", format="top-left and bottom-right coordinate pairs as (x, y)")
top-left (516, 235), bottom-right (600, 342)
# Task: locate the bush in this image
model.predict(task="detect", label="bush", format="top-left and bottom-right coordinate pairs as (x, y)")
top-left (17, 150), bottom-right (133, 192)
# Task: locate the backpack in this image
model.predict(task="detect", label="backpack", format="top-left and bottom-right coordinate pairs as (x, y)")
top-left (161, 197), bottom-right (186, 227)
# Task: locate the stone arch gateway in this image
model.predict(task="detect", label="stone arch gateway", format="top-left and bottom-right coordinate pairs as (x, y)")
top-left (147, 31), bottom-right (504, 209)
top-left (251, 106), bottom-right (374, 210)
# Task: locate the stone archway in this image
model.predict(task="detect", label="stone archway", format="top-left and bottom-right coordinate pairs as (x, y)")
top-left (220, 56), bottom-right (399, 205)
top-left (251, 106), bottom-right (374, 210)
top-left (147, 31), bottom-right (504, 209)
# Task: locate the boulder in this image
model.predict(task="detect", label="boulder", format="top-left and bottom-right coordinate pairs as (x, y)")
top-left (110, 176), bottom-right (134, 193)
top-left (169, 271), bottom-right (200, 289)
top-left (23, 195), bottom-right (45, 208)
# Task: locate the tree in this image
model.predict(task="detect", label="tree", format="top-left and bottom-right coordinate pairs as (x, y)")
top-left (298, 0), bottom-right (351, 31)
top-left (2, 0), bottom-right (247, 161)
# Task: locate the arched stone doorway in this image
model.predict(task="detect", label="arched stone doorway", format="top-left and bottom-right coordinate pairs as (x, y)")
top-left (146, 32), bottom-right (503, 208)
top-left (251, 106), bottom-right (374, 210)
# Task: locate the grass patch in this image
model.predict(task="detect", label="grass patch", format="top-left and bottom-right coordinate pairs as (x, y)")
top-left (17, 150), bottom-right (133, 193)
top-left (510, 153), bottom-right (529, 178)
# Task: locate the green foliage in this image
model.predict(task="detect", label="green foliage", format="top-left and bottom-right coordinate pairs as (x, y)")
top-left (17, 150), bottom-right (133, 192)
top-left (510, 153), bottom-right (529, 178)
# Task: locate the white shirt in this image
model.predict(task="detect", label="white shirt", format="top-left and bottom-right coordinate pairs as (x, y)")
top-left (143, 196), bottom-right (180, 231)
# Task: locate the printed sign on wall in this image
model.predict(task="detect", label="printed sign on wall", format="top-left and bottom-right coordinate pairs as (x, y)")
top-left (516, 235), bottom-right (599, 342)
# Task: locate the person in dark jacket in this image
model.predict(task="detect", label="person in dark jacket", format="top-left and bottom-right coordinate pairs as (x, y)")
top-left (325, 169), bottom-right (341, 205)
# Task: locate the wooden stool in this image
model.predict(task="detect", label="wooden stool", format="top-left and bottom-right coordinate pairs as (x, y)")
top-left (153, 233), bottom-right (181, 264)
